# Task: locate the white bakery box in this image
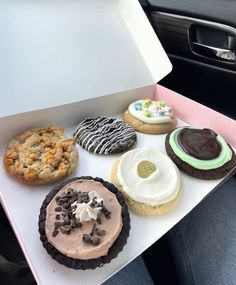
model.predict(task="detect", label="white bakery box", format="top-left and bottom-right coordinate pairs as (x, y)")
top-left (0, 1), bottom-right (235, 285)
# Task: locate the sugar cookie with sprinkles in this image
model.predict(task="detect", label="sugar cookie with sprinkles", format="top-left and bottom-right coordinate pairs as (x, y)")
top-left (165, 127), bottom-right (236, 180)
top-left (123, 99), bottom-right (177, 134)
top-left (73, 117), bottom-right (137, 155)
top-left (38, 176), bottom-right (130, 269)
top-left (111, 147), bottom-right (182, 215)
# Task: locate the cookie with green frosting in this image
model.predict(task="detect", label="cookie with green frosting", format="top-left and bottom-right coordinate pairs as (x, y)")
top-left (165, 127), bottom-right (236, 180)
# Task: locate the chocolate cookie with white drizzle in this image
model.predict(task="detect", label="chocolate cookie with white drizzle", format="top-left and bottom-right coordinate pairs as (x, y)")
top-left (73, 117), bottom-right (137, 154)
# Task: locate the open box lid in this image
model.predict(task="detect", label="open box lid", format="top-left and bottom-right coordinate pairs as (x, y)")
top-left (0, 0), bottom-right (172, 118)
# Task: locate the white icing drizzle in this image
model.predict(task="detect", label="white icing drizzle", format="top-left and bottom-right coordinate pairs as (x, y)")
top-left (117, 148), bottom-right (181, 206)
top-left (74, 117), bottom-right (136, 154)
top-left (72, 191), bottom-right (103, 222)
top-left (128, 100), bottom-right (173, 124)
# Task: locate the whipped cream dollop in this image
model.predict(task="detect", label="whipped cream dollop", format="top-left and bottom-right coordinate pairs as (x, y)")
top-left (128, 99), bottom-right (173, 124)
top-left (72, 191), bottom-right (103, 222)
top-left (117, 148), bottom-right (181, 206)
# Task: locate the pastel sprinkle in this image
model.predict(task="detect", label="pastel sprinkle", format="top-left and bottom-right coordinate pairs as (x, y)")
top-left (134, 102), bottom-right (142, 111)
top-left (159, 110), bottom-right (165, 116)
top-left (157, 100), bottom-right (165, 107)
top-left (143, 110), bottom-right (151, 117)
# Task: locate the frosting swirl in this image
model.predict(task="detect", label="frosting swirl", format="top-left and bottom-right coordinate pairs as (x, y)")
top-left (72, 191), bottom-right (103, 222)
top-left (117, 148), bottom-right (181, 206)
top-left (128, 99), bottom-right (173, 124)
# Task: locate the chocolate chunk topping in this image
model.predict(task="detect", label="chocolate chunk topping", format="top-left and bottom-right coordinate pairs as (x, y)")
top-left (102, 206), bottom-right (111, 219)
top-left (52, 229), bottom-right (59, 237)
top-left (55, 214), bottom-right (61, 220)
top-left (54, 222), bottom-right (61, 229)
top-left (177, 128), bottom-right (222, 160)
top-left (55, 206), bottom-right (62, 212)
top-left (82, 234), bottom-right (101, 246)
top-left (95, 228), bottom-right (106, 236)
top-left (90, 223), bottom-right (96, 236)
top-left (97, 216), bottom-right (102, 225)
top-left (60, 226), bottom-right (71, 234)
top-left (91, 236), bottom-right (100, 245)
top-left (83, 234), bottom-right (92, 244)
top-left (52, 188), bottom-right (110, 242)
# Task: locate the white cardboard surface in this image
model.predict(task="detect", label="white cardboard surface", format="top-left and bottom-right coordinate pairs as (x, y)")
top-left (0, 0), bottom-right (171, 118)
top-left (0, 96), bottom-right (227, 285)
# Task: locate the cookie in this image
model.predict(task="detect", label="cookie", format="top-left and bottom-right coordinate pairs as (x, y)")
top-left (3, 126), bottom-right (78, 184)
top-left (73, 117), bottom-right (137, 154)
top-left (165, 127), bottom-right (236, 180)
top-left (38, 176), bottom-right (130, 270)
top-left (123, 99), bottom-right (177, 134)
top-left (111, 148), bottom-right (181, 215)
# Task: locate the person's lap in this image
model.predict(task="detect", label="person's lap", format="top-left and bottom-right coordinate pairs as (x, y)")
top-left (167, 177), bottom-right (236, 285)
top-left (103, 255), bottom-right (154, 285)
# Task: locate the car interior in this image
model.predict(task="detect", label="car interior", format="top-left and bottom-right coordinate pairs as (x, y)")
top-left (0, 1), bottom-right (235, 284)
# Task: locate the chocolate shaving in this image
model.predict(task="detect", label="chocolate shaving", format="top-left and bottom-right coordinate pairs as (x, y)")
top-left (54, 222), bottom-right (61, 229)
top-left (97, 216), bottom-right (102, 225)
top-left (90, 223), bottom-right (96, 236)
top-left (66, 188), bottom-right (74, 196)
top-left (52, 229), bottom-right (59, 237)
top-left (55, 206), bottom-right (62, 212)
top-left (82, 234), bottom-right (101, 246)
top-left (63, 215), bottom-right (70, 224)
top-left (71, 219), bottom-right (77, 229)
top-left (55, 214), bottom-right (61, 220)
top-left (95, 228), bottom-right (106, 236)
top-left (52, 188), bottom-right (110, 240)
top-left (91, 236), bottom-right (100, 245)
top-left (83, 234), bottom-right (92, 244)
top-left (55, 196), bottom-right (61, 203)
top-left (60, 226), bottom-right (71, 235)
top-left (102, 206), bottom-right (111, 219)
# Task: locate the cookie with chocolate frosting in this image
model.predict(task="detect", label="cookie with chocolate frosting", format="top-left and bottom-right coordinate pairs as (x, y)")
top-left (123, 99), bottom-right (177, 134)
top-left (73, 117), bottom-right (137, 154)
top-left (38, 176), bottom-right (130, 269)
top-left (165, 127), bottom-right (236, 180)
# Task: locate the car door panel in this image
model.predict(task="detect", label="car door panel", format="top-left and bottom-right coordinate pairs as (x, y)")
top-left (140, 0), bottom-right (236, 119)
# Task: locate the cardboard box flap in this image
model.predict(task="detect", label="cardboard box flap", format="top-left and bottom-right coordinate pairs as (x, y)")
top-left (0, 0), bottom-right (172, 118)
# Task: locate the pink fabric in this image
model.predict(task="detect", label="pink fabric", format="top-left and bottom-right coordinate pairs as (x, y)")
top-left (155, 85), bottom-right (236, 147)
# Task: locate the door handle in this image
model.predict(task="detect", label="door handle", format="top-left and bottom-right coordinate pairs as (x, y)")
top-left (192, 42), bottom-right (236, 62)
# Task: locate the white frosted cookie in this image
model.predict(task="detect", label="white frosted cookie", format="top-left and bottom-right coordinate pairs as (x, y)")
top-left (123, 99), bottom-right (177, 134)
top-left (111, 148), bottom-right (181, 215)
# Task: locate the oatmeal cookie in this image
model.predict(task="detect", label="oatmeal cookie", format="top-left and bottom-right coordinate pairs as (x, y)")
top-left (3, 126), bottom-right (78, 184)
